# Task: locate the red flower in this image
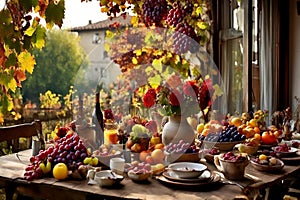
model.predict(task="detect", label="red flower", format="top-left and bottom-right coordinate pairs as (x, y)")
top-left (143, 89), bottom-right (156, 108)
top-left (183, 80), bottom-right (199, 97)
top-left (198, 79), bottom-right (214, 110)
top-left (169, 90), bottom-right (183, 106)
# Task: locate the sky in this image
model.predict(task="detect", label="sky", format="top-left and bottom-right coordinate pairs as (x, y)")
top-left (0, 0), bottom-right (108, 29)
top-left (63, 0), bottom-right (108, 28)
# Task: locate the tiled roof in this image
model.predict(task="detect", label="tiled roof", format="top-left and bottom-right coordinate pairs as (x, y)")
top-left (70, 15), bottom-right (132, 32)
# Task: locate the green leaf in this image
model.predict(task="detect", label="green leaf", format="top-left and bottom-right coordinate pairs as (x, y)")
top-left (148, 74), bottom-right (161, 88)
top-left (152, 59), bottom-right (162, 72)
top-left (5, 53), bottom-right (17, 67)
top-left (25, 26), bottom-right (36, 37)
top-left (33, 25), bottom-right (46, 49)
top-left (19, 0), bottom-right (36, 12)
top-left (45, 0), bottom-right (65, 28)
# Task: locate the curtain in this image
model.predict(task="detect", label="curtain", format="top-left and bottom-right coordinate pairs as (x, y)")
top-left (259, 0), bottom-right (276, 125)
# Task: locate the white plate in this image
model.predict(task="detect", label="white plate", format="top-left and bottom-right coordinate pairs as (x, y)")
top-left (162, 170), bottom-right (211, 183)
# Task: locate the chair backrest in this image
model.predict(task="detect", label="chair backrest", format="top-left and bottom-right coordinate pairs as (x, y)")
top-left (0, 120), bottom-right (43, 153)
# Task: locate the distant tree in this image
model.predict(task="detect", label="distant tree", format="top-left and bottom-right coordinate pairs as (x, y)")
top-left (22, 30), bottom-right (89, 104)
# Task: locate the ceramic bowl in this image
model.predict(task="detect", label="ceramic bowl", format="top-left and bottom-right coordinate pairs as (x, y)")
top-left (127, 171), bottom-right (152, 182)
top-left (94, 170), bottom-right (124, 187)
top-left (250, 158), bottom-right (284, 172)
top-left (235, 143), bottom-right (259, 155)
top-left (167, 162), bottom-right (207, 179)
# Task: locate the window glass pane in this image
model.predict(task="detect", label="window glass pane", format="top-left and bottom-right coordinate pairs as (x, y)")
top-left (220, 0), bottom-right (244, 114)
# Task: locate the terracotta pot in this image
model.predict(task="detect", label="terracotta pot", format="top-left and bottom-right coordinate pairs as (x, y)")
top-left (162, 115), bottom-right (195, 146)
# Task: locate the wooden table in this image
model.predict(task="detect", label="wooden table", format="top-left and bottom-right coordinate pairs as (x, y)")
top-left (0, 149), bottom-right (299, 200)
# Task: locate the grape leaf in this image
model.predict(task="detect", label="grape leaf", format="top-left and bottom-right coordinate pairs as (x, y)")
top-left (18, 51), bottom-right (36, 74)
top-left (152, 59), bottom-right (162, 72)
top-left (45, 0), bottom-right (65, 28)
top-left (5, 52), bottom-right (17, 67)
top-left (33, 25), bottom-right (46, 49)
top-left (25, 26), bottom-right (36, 37)
top-left (8, 78), bottom-right (17, 93)
top-left (148, 74), bottom-right (161, 88)
top-left (19, 0), bottom-right (36, 12)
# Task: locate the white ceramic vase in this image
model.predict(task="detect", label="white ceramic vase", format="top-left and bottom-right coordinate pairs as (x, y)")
top-left (162, 115), bottom-right (195, 146)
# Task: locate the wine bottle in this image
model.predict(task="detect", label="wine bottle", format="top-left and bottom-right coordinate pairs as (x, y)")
top-left (92, 92), bottom-right (104, 146)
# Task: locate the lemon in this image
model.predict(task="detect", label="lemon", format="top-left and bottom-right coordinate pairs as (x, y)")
top-left (53, 163), bottom-right (69, 180)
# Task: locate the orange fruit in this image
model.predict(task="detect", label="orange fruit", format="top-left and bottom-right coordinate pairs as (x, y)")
top-left (52, 163), bottom-right (69, 180)
top-left (154, 143), bottom-right (164, 149)
top-left (253, 133), bottom-right (261, 141)
top-left (201, 128), bottom-right (210, 137)
top-left (253, 127), bottom-right (260, 134)
top-left (139, 151), bottom-right (150, 162)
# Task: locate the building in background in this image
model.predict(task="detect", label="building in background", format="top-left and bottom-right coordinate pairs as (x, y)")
top-left (70, 15), bottom-right (132, 89)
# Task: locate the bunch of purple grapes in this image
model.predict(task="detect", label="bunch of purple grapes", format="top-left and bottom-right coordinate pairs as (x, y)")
top-left (164, 140), bottom-right (198, 154)
top-left (24, 134), bottom-right (88, 181)
top-left (172, 22), bottom-right (198, 54)
top-left (205, 125), bottom-right (246, 143)
top-left (47, 134), bottom-right (88, 170)
top-left (142, 0), bottom-right (169, 27)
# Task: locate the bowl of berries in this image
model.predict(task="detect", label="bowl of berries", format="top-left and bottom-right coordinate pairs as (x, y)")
top-left (250, 154), bottom-right (284, 172)
top-left (214, 152), bottom-right (249, 180)
top-left (272, 143), bottom-right (298, 157)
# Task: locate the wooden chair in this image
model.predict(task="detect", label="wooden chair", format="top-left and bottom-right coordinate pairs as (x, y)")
top-left (0, 120), bottom-right (43, 153)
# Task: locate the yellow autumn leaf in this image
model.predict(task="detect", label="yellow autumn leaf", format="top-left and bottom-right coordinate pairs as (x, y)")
top-left (8, 78), bottom-right (17, 93)
top-left (130, 15), bottom-right (139, 26)
top-left (132, 57), bottom-right (138, 65)
top-left (18, 52), bottom-right (36, 74)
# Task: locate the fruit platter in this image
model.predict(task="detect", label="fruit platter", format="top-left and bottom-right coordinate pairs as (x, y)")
top-left (250, 154), bottom-right (284, 172)
top-left (202, 125), bottom-right (246, 151)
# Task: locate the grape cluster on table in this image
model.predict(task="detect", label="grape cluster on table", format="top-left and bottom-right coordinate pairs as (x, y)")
top-left (164, 140), bottom-right (199, 154)
top-left (205, 125), bottom-right (246, 143)
top-left (24, 134), bottom-right (88, 181)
